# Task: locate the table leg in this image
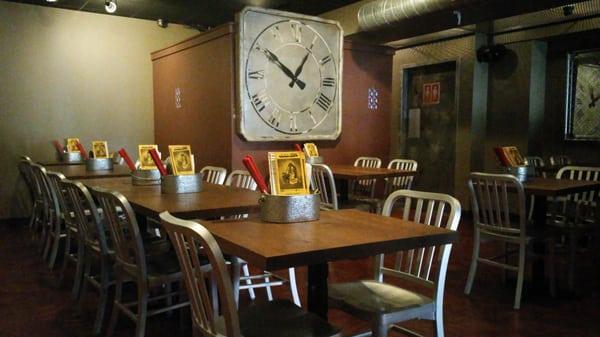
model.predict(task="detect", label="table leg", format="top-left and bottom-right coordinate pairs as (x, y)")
top-left (337, 179), bottom-right (349, 202)
top-left (307, 263), bottom-right (329, 319)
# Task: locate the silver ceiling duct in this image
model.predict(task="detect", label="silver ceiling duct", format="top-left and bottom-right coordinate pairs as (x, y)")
top-left (358, 0), bottom-right (454, 31)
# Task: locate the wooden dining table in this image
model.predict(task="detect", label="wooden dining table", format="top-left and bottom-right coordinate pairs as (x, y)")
top-left (201, 209), bottom-right (458, 319)
top-left (328, 164), bottom-right (417, 201)
top-left (523, 177), bottom-right (600, 287)
top-left (38, 160), bottom-right (84, 166)
top-left (46, 164), bottom-right (131, 179)
top-left (82, 176), bottom-right (261, 219)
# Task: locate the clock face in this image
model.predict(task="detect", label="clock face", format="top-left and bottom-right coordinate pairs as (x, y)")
top-left (571, 63), bottom-right (600, 138)
top-left (238, 7), bottom-right (343, 141)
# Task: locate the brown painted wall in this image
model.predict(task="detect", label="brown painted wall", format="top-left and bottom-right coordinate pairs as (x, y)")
top-left (230, 42), bottom-right (394, 173)
top-left (152, 25), bottom-right (235, 171)
top-left (153, 29), bottom-right (394, 176)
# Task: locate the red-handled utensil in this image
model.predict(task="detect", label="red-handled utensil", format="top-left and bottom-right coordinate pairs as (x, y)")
top-left (118, 148), bottom-right (136, 172)
top-left (149, 148), bottom-right (167, 176)
top-left (76, 142), bottom-right (89, 160)
top-left (243, 155), bottom-right (269, 194)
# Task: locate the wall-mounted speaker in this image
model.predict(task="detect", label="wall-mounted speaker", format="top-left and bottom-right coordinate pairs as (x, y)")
top-left (477, 44), bottom-right (507, 63)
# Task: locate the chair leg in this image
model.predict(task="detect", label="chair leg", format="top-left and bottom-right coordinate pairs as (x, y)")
top-left (464, 231), bottom-right (480, 295)
top-left (135, 286), bottom-right (149, 337)
top-left (93, 257), bottom-right (111, 336)
top-left (165, 282), bottom-right (173, 317)
top-left (371, 317), bottom-right (388, 337)
top-left (71, 238), bottom-right (85, 300)
top-left (231, 259), bottom-right (241, 307)
top-left (434, 306), bottom-right (445, 337)
top-left (514, 244), bottom-right (526, 310)
top-left (288, 268), bottom-right (301, 307)
top-left (78, 256), bottom-right (92, 307)
top-left (546, 238), bottom-right (557, 298)
top-left (57, 232), bottom-right (72, 288)
top-left (264, 274), bottom-right (274, 301)
top-left (568, 230), bottom-right (576, 292)
top-left (107, 278), bottom-right (123, 337)
top-left (242, 264), bottom-right (256, 300)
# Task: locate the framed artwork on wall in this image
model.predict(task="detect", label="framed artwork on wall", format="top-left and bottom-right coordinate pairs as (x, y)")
top-left (565, 49), bottom-right (600, 140)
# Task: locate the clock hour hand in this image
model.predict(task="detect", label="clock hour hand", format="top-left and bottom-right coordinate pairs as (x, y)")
top-left (261, 48), bottom-right (306, 89)
top-left (289, 52), bottom-right (310, 88)
top-left (590, 87), bottom-right (600, 108)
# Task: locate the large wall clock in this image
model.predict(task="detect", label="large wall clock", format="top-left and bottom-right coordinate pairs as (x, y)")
top-left (237, 7), bottom-right (343, 141)
top-left (565, 49), bottom-right (600, 140)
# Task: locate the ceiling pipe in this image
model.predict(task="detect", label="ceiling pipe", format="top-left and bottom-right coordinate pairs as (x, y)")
top-left (358, 0), bottom-right (457, 31)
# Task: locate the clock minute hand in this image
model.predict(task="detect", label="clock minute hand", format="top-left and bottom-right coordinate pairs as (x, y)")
top-left (289, 52), bottom-right (310, 89)
top-left (263, 49), bottom-right (306, 89)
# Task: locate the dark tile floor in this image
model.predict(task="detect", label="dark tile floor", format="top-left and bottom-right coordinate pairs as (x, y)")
top-left (1, 217), bottom-right (599, 337)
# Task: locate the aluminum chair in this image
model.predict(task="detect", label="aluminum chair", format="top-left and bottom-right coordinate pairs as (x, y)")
top-left (62, 180), bottom-right (113, 335)
top-left (352, 156), bottom-right (382, 199)
top-left (328, 190), bottom-right (461, 337)
top-left (384, 159), bottom-right (418, 196)
top-left (549, 155), bottom-right (571, 166)
top-left (224, 170), bottom-right (300, 307)
top-left (464, 172), bottom-right (555, 309)
top-left (90, 187), bottom-right (189, 337)
top-left (550, 166), bottom-right (600, 290)
top-left (159, 212), bottom-right (341, 337)
top-left (19, 159), bottom-right (45, 234)
top-left (201, 166), bottom-right (227, 185)
top-left (310, 164), bottom-right (338, 211)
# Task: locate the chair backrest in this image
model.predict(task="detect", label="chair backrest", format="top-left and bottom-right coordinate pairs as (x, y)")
top-left (549, 155), bottom-right (571, 166)
top-left (556, 166), bottom-right (600, 204)
top-left (225, 170), bottom-right (257, 191)
top-left (468, 172), bottom-right (526, 238)
top-left (310, 164), bottom-right (338, 210)
top-left (378, 189), bottom-right (461, 301)
top-left (201, 166), bottom-right (227, 185)
top-left (353, 157), bottom-right (382, 197)
top-left (386, 159), bottom-right (418, 192)
top-left (46, 171), bottom-right (68, 218)
top-left (30, 164), bottom-right (58, 214)
top-left (18, 159), bottom-right (36, 199)
top-left (61, 180), bottom-right (109, 254)
top-left (525, 156), bottom-right (544, 168)
top-left (160, 212), bottom-right (241, 337)
top-left (90, 187), bottom-right (147, 278)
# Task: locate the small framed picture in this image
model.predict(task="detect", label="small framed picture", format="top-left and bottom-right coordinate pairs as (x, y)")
top-left (138, 145), bottom-right (159, 170)
top-left (66, 138), bottom-right (80, 153)
top-left (92, 141), bottom-right (109, 159)
top-left (268, 151), bottom-right (308, 196)
top-left (168, 145), bottom-right (194, 175)
top-left (303, 143), bottom-right (319, 157)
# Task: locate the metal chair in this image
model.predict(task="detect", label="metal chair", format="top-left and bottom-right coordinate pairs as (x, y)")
top-left (550, 166), bottom-right (600, 290)
top-left (224, 170), bottom-right (300, 307)
top-left (464, 172), bottom-right (555, 309)
top-left (526, 156), bottom-right (545, 169)
top-left (328, 190), bottom-right (461, 337)
top-left (201, 166), bottom-right (227, 185)
top-left (310, 164), bottom-right (338, 211)
top-left (549, 155), bottom-right (571, 166)
top-left (90, 187), bottom-right (189, 337)
top-left (19, 159), bottom-right (45, 234)
top-left (351, 156), bottom-right (382, 199)
top-left (160, 212), bottom-right (341, 337)
top-left (384, 159), bottom-right (418, 196)
top-left (62, 179), bottom-right (112, 335)
top-left (29, 164), bottom-right (52, 243)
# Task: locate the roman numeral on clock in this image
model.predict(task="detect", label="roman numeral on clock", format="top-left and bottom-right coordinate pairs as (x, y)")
top-left (307, 110), bottom-right (317, 125)
top-left (248, 70), bottom-right (264, 80)
top-left (322, 77), bottom-right (335, 87)
top-left (251, 90), bottom-right (270, 112)
top-left (291, 22), bottom-right (302, 43)
top-left (319, 55), bottom-right (332, 66)
top-left (289, 115), bottom-right (298, 132)
top-left (316, 93), bottom-right (332, 111)
top-left (269, 108), bottom-right (281, 127)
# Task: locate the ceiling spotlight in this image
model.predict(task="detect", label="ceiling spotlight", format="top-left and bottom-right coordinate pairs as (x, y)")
top-left (157, 18), bottom-right (169, 28)
top-left (46, 0), bottom-right (58, 3)
top-left (105, 0), bottom-right (117, 13)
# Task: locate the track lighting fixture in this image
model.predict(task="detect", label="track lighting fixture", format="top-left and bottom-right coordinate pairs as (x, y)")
top-left (105, 0), bottom-right (117, 13)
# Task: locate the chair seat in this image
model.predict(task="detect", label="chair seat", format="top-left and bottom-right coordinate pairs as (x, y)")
top-left (216, 299), bottom-right (340, 337)
top-left (329, 280), bottom-right (432, 314)
top-left (145, 253), bottom-right (183, 286)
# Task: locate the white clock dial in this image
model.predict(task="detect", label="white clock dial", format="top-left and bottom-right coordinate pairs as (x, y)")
top-left (238, 7), bottom-right (343, 141)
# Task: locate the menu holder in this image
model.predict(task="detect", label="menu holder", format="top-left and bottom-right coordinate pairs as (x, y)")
top-left (505, 166), bottom-right (534, 183)
top-left (61, 151), bottom-right (83, 163)
top-left (259, 193), bottom-right (320, 223)
top-left (161, 172), bottom-right (204, 194)
top-left (305, 156), bottom-right (324, 165)
top-left (86, 158), bottom-right (114, 171)
top-left (131, 169), bottom-right (161, 186)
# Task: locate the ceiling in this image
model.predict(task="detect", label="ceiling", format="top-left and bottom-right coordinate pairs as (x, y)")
top-left (5, 0), bottom-right (363, 29)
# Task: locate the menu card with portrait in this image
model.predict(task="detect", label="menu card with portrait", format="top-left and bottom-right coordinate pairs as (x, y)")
top-left (494, 146), bottom-right (526, 167)
top-left (66, 138), bottom-right (80, 153)
top-left (168, 145), bottom-right (195, 175)
top-left (138, 145), bottom-right (159, 170)
top-left (92, 141), bottom-right (109, 158)
top-left (268, 151), bottom-right (309, 196)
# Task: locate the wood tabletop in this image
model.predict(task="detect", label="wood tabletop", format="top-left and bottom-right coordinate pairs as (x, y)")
top-left (523, 178), bottom-right (600, 197)
top-left (201, 209), bottom-right (458, 271)
top-left (328, 164), bottom-right (416, 180)
top-left (46, 164), bottom-right (131, 179)
top-left (81, 177), bottom-right (261, 219)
